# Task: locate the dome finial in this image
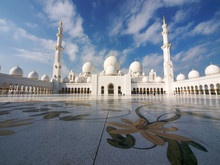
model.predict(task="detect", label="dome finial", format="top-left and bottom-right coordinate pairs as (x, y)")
top-left (17, 64), bottom-right (19, 67)
top-left (163, 16), bottom-right (166, 23)
top-left (135, 58), bottom-right (136, 61)
top-left (111, 52), bottom-right (113, 56)
top-left (60, 19), bottom-right (63, 26)
top-left (211, 61), bottom-right (212, 65)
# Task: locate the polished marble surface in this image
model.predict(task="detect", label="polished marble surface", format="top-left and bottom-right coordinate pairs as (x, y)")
top-left (0, 94), bottom-right (220, 165)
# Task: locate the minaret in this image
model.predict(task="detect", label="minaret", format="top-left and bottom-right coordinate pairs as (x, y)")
top-left (53, 19), bottom-right (64, 82)
top-left (52, 20), bottom-right (64, 93)
top-left (161, 17), bottom-right (174, 95)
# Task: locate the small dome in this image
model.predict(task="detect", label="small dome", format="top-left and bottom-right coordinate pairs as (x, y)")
top-left (104, 55), bottom-right (120, 72)
top-left (155, 76), bottom-right (162, 83)
top-left (75, 76), bottom-right (81, 83)
top-left (188, 69), bottom-right (200, 79)
top-left (105, 65), bottom-right (117, 75)
top-left (9, 65), bottom-right (23, 77)
top-left (129, 60), bottom-right (142, 74)
top-left (28, 70), bottom-right (39, 80)
top-left (142, 76), bottom-right (149, 83)
top-left (41, 74), bottom-right (50, 82)
top-left (176, 73), bottom-right (185, 81)
top-left (87, 77), bottom-right (91, 83)
top-left (100, 71), bottom-right (105, 76)
top-left (63, 76), bottom-right (69, 83)
top-left (82, 61), bottom-right (94, 73)
top-left (205, 63), bottom-right (219, 76)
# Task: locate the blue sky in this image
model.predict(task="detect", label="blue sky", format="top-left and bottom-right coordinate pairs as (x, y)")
top-left (0, 0), bottom-right (220, 79)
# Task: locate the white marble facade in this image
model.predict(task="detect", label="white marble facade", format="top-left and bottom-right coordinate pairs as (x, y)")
top-left (0, 18), bottom-right (219, 95)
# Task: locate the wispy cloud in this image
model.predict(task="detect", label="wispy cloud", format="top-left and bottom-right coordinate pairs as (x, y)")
top-left (15, 49), bottom-right (52, 63)
top-left (65, 42), bottom-right (78, 61)
top-left (42, 0), bottom-right (87, 41)
top-left (134, 21), bottom-right (161, 46)
top-left (0, 18), bottom-right (57, 64)
top-left (142, 53), bottom-right (164, 76)
top-left (109, 0), bottom-right (201, 47)
top-left (25, 22), bottom-right (38, 28)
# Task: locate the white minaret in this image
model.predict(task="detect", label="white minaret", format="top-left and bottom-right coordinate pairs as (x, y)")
top-left (161, 17), bottom-right (174, 95)
top-left (52, 20), bottom-right (64, 93)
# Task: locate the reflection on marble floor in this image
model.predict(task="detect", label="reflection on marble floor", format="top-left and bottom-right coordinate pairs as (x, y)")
top-left (0, 95), bottom-right (220, 165)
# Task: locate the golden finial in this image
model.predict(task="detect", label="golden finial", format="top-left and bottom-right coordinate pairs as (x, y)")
top-left (135, 58), bottom-right (136, 61)
top-left (60, 19), bottom-right (63, 26)
top-left (111, 52), bottom-right (113, 56)
top-left (17, 64), bottom-right (19, 67)
top-left (163, 16), bottom-right (165, 23)
top-left (211, 62), bottom-right (212, 65)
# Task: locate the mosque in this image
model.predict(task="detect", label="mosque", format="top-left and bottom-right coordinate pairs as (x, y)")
top-left (0, 18), bottom-right (220, 95)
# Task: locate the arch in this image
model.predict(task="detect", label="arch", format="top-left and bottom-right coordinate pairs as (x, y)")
top-left (143, 88), bottom-right (146, 94)
top-left (161, 88), bottom-right (163, 94)
top-left (216, 83), bottom-right (220, 95)
top-left (147, 88), bottom-right (149, 95)
top-left (101, 86), bottom-right (104, 94)
top-left (195, 86), bottom-right (199, 95)
top-left (187, 86), bottom-right (190, 94)
top-left (157, 88), bottom-right (160, 94)
top-left (140, 88), bottom-right (142, 94)
top-left (204, 85), bottom-right (209, 95)
top-left (118, 86), bottom-right (121, 94)
top-left (1, 83), bottom-right (7, 94)
top-left (184, 86), bottom-right (186, 94)
top-left (191, 86), bottom-right (194, 94)
top-left (199, 85), bottom-right (203, 95)
top-left (210, 84), bottom-right (215, 95)
top-left (136, 88), bottom-right (139, 94)
top-left (108, 83), bottom-right (114, 94)
top-left (87, 88), bottom-right (90, 94)
top-left (178, 87), bottom-right (180, 94)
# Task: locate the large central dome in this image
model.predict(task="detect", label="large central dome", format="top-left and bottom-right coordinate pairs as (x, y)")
top-left (104, 55), bottom-right (120, 72)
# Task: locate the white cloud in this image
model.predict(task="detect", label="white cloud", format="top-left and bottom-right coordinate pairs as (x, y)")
top-left (181, 45), bottom-right (206, 62)
top-left (62, 64), bottom-right (70, 77)
top-left (65, 42), bottom-right (78, 61)
top-left (172, 10), bottom-right (188, 23)
top-left (142, 53), bottom-right (164, 76)
top-left (0, 18), bottom-right (56, 63)
top-left (134, 21), bottom-right (161, 47)
top-left (15, 49), bottom-right (52, 63)
top-left (25, 22), bottom-right (38, 28)
top-left (163, 0), bottom-right (200, 7)
top-left (42, 0), bottom-right (87, 40)
top-left (191, 10), bottom-right (220, 36)
top-left (173, 52), bottom-right (183, 62)
top-left (123, 0), bottom-right (161, 35)
top-left (191, 19), bottom-right (220, 35)
top-left (0, 18), bottom-right (12, 32)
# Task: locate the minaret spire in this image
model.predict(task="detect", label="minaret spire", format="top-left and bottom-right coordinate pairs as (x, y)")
top-left (161, 17), bottom-right (174, 95)
top-left (52, 20), bottom-right (64, 93)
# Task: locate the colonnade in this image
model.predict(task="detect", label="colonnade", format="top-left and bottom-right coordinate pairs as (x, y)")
top-left (174, 83), bottom-right (220, 95)
top-left (61, 87), bottom-right (91, 94)
top-left (132, 87), bottom-right (165, 95)
top-left (0, 83), bottom-right (52, 94)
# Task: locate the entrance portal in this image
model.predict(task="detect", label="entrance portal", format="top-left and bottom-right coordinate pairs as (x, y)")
top-left (108, 83), bottom-right (114, 94)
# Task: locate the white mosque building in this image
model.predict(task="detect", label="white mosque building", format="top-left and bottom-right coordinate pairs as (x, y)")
top-left (0, 18), bottom-right (220, 95)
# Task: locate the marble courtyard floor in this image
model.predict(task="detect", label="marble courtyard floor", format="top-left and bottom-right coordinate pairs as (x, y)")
top-left (0, 94), bottom-right (220, 165)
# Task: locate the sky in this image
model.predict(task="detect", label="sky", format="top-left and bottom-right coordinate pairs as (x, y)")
top-left (0, 0), bottom-right (220, 80)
